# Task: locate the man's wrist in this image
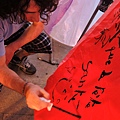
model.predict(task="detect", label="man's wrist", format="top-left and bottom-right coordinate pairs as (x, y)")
top-left (22, 82), bottom-right (29, 95)
top-left (22, 82), bottom-right (34, 96)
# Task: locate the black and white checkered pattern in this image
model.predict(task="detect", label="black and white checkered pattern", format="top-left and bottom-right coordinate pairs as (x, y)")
top-left (22, 32), bottom-right (52, 53)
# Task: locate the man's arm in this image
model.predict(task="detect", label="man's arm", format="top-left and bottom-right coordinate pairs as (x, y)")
top-left (5, 21), bottom-right (44, 64)
top-left (13, 22), bottom-right (44, 49)
top-left (0, 55), bottom-right (51, 110)
top-left (0, 55), bottom-right (25, 93)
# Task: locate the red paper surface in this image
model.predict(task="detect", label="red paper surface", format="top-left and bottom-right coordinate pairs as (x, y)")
top-left (35, 1), bottom-right (120, 120)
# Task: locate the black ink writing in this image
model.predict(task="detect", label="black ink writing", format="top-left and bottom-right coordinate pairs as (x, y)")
top-left (85, 98), bottom-right (101, 108)
top-left (79, 61), bottom-right (92, 88)
top-left (92, 86), bottom-right (105, 98)
top-left (98, 70), bottom-right (112, 81)
top-left (105, 46), bottom-right (115, 65)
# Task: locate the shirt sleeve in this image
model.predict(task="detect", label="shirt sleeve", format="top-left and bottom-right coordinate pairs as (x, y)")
top-left (0, 28), bottom-right (5, 56)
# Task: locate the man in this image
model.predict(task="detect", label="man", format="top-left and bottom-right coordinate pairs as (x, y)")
top-left (0, 0), bottom-right (59, 111)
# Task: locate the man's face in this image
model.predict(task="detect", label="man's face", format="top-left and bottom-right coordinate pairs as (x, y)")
top-left (24, 0), bottom-right (40, 22)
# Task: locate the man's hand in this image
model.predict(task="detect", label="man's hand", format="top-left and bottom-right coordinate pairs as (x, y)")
top-left (24, 83), bottom-right (51, 111)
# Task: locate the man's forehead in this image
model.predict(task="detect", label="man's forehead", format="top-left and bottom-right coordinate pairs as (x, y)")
top-left (29, 0), bottom-right (37, 7)
top-left (27, 0), bottom-right (40, 11)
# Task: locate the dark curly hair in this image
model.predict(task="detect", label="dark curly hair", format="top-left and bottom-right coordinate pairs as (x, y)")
top-left (0, 0), bottom-right (59, 24)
